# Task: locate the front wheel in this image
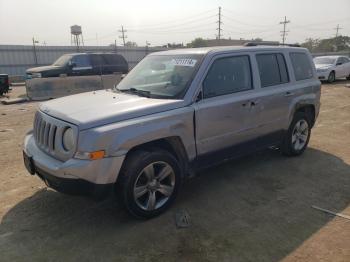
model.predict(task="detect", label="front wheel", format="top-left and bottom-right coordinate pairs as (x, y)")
top-left (281, 112), bottom-right (311, 156)
top-left (117, 149), bottom-right (182, 219)
top-left (327, 71), bottom-right (335, 83)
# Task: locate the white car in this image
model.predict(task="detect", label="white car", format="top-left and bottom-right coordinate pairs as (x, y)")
top-left (314, 56), bottom-right (350, 83)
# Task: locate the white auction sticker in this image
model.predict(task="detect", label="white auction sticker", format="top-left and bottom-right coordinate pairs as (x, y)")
top-left (171, 58), bottom-right (197, 67)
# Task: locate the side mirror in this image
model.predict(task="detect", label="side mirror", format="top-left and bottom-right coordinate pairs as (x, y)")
top-left (336, 62), bottom-right (342, 66)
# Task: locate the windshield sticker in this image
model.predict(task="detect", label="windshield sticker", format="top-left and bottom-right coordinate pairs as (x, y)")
top-left (171, 59), bottom-right (197, 67)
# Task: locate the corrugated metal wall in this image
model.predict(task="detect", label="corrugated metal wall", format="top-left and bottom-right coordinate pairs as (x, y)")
top-left (0, 45), bottom-right (167, 76)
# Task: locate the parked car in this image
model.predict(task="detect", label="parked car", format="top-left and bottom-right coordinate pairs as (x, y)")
top-left (23, 45), bottom-right (321, 218)
top-left (313, 55), bottom-right (350, 83)
top-left (26, 53), bottom-right (128, 79)
top-left (0, 74), bottom-right (9, 96)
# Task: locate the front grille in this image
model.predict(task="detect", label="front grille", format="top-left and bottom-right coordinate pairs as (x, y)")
top-left (33, 111), bottom-right (77, 161)
top-left (33, 112), bottom-right (58, 152)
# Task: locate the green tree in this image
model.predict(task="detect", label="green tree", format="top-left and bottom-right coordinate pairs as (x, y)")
top-left (186, 38), bottom-right (207, 48)
top-left (301, 36), bottom-right (350, 52)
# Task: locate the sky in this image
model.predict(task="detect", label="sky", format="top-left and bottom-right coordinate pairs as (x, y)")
top-left (0, 0), bottom-right (349, 47)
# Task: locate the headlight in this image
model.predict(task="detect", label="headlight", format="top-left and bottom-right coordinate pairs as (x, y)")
top-left (317, 68), bottom-right (330, 72)
top-left (62, 127), bottom-right (75, 151)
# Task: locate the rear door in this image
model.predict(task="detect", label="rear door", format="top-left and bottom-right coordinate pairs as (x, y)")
top-left (252, 52), bottom-right (293, 136)
top-left (193, 53), bottom-right (259, 156)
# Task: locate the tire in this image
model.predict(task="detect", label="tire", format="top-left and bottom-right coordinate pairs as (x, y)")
top-left (327, 71), bottom-right (335, 83)
top-left (281, 112), bottom-right (311, 156)
top-left (117, 149), bottom-right (182, 219)
top-left (346, 74), bottom-right (350, 80)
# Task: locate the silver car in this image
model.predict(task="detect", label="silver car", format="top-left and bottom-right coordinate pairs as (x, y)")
top-left (23, 45), bottom-right (321, 218)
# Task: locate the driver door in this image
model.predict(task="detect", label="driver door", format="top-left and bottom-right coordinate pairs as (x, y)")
top-left (68, 55), bottom-right (93, 76)
top-left (193, 54), bottom-right (258, 157)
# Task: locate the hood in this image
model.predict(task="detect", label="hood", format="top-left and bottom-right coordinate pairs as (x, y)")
top-left (39, 90), bottom-right (185, 130)
top-left (26, 65), bottom-right (63, 73)
top-left (315, 63), bottom-right (333, 70)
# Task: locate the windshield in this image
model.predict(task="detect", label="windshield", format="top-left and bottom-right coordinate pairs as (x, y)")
top-left (53, 55), bottom-right (73, 66)
top-left (313, 57), bottom-right (336, 65)
top-left (116, 54), bottom-right (203, 99)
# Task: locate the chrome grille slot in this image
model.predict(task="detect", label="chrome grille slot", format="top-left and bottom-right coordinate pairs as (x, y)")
top-left (48, 125), bottom-right (57, 151)
top-left (33, 110), bottom-right (77, 161)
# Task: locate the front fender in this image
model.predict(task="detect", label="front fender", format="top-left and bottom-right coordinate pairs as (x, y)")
top-left (77, 106), bottom-right (196, 161)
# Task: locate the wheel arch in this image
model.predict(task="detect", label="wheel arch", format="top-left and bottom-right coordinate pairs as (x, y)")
top-left (291, 103), bottom-right (316, 127)
top-left (117, 136), bottom-right (190, 183)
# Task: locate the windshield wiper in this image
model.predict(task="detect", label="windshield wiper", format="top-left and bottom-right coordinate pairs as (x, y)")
top-left (117, 87), bottom-right (151, 97)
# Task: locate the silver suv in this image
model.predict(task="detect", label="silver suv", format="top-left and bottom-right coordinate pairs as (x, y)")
top-left (23, 45), bottom-right (321, 218)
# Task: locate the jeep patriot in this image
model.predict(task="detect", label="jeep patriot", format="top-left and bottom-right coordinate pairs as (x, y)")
top-left (23, 45), bottom-right (321, 218)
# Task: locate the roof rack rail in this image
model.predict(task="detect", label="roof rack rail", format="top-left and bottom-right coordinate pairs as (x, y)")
top-left (244, 42), bottom-right (301, 47)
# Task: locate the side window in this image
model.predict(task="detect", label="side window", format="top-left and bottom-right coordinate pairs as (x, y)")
top-left (289, 52), bottom-right (313, 81)
top-left (343, 57), bottom-right (350, 64)
top-left (256, 53), bottom-right (289, 87)
top-left (71, 55), bottom-right (91, 67)
top-left (203, 55), bottom-right (252, 98)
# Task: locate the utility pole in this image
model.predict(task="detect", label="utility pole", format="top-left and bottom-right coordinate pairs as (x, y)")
top-left (333, 24), bottom-right (342, 51)
top-left (114, 39), bottom-right (118, 53)
top-left (216, 6), bottom-right (223, 40)
top-left (279, 16), bottom-right (290, 45)
top-left (119, 25), bottom-right (127, 46)
top-left (334, 24), bottom-right (342, 38)
top-left (32, 37), bottom-right (39, 65)
top-left (145, 41), bottom-right (150, 56)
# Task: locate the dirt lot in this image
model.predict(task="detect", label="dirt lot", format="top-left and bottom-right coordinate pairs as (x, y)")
top-left (0, 82), bottom-right (350, 262)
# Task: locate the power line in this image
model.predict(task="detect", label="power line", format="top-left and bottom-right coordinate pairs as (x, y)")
top-left (127, 8), bottom-right (217, 30)
top-left (119, 25), bottom-right (127, 46)
top-left (280, 16), bottom-right (290, 44)
top-left (130, 22), bottom-right (214, 34)
top-left (222, 13), bottom-right (278, 28)
top-left (128, 14), bottom-right (217, 32)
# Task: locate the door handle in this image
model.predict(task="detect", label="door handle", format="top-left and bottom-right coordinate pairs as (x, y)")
top-left (284, 91), bottom-right (294, 97)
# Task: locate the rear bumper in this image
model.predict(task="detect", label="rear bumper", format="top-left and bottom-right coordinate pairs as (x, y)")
top-left (23, 131), bottom-right (125, 199)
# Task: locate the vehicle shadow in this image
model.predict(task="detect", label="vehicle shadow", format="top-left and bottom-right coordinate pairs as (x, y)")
top-left (1, 147), bottom-right (349, 261)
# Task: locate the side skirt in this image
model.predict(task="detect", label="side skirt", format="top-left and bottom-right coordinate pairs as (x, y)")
top-left (189, 130), bottom-right (285, 173)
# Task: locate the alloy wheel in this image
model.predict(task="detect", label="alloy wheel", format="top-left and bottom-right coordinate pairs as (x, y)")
top-left (133, 161), bottom-right (175, 211)
top-left (292, 119), bottom-right (309, 151)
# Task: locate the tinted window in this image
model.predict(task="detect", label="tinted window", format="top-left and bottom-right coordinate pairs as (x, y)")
top-left (90, 54), bottom-right (104, 66)
top-left (343, 57), bottom-right (350, 63)
top-left (102, 54), bottom-right (127, 66)
top-left (290, 52), bottom-right (313, 81)
top-left (256, 53), bottom-right (289, 87)
top-left (71, 55), bottom-right (91, 67)
top-left (203, 56), bottom-right (252, 98)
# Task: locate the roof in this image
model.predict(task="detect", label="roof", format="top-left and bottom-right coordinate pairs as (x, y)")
top-left (314, 55), bottom-right (344, 59)
top-left (150, 45), bottom-right (307, 56)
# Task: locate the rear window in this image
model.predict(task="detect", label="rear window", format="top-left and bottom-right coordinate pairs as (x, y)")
top-left (256, 53), bottom-right (289, 87)
top-left (290, 52), bottom-right (313, 81)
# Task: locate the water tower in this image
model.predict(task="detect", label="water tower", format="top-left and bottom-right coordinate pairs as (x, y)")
top-left (70, 25), bottom-right (84, 51)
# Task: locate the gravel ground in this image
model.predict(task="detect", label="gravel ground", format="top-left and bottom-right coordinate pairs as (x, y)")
top-left (0, 82), bottom-right (349, 262)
